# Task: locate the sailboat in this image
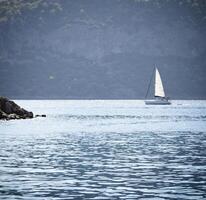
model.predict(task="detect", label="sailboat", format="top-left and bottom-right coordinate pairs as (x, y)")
top-left (145, 67), bottom-right (171, 105)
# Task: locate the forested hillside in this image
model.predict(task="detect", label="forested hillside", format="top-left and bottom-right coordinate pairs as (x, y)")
top-left (0, 0), bottom-right (206, 99)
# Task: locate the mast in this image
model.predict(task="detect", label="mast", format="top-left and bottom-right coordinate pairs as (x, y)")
top-left (154, 68), bottom-right (165, 98)
top-left (145, 67), bottom-right (155, 99)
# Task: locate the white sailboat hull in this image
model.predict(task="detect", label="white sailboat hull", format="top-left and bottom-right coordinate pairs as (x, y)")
top-left (145, 99), bottom-right (171, 105)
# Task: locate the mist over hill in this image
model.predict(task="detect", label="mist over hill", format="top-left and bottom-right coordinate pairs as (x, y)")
top-left (0, 0), bottom-right (206, 99)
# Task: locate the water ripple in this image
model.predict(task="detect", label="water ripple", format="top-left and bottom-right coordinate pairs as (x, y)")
top-left (0, 131), bottom-right (206, 199)
top-left (0, 100), bottom-right (206, 199)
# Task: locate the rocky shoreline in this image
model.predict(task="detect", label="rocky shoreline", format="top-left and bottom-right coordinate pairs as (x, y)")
top-left (0, 97), bottom-right (40, 120)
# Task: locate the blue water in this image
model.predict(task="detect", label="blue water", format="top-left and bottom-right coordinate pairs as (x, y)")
top-left (0, 100), bottom-right (206, 200)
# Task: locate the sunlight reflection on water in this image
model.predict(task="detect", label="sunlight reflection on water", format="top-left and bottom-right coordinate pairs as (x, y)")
top-left (0, 100), bottom-right (206, 199)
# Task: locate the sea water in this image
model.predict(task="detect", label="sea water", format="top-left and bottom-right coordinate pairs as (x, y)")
top-left (0, 100), bottom-right (206, 200)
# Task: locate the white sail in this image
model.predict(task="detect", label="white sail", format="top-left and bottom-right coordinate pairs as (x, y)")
top-left (155, 68), bottom-right (165, 97)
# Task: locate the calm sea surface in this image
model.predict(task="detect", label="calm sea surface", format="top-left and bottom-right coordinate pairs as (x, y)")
top-left (0, 100), bottom-right (206, 200)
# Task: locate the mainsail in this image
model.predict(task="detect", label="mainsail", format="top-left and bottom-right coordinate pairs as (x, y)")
top-left (155, 68), bottom-right (165, 97)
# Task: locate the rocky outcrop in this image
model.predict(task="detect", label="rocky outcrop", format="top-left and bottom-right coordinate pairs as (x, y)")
top-left (0, 97), bottom-right (33, 120)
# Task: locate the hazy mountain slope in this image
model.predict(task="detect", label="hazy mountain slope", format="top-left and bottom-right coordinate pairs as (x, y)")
top-left (0, 0), bottom-right (206, 99)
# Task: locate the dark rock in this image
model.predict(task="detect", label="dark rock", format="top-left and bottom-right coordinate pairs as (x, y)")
top-left (0, 110), bottom-right (8, 119)
top-left (4, 102), bottom-right (13, 114)
top-left (0, 96), bottom-right (34, 120)
top-left (8, 114), bottom-right (18, 120)
top-left (35, 114), bottom-right (46, 118)
top-left (27, 112), bottom-right (34, 118)
top-left (15, 108), bottom-right (26, 116)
